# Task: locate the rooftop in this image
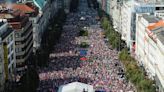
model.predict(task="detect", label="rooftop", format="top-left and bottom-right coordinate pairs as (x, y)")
top-left (147, 20), bottom-right (164, 30)
top-left (11, 4), bottom-right (35, 13)
top-left (143, 14), bottom-right (161, 23)
top-left (151, 26), bottom-right (164, 44)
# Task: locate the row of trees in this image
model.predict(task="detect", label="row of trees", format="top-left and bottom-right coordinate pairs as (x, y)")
top-left (101, 16), bottom-right (125, 51)
top-left (98, 9), bottom-right (156, 92)
top-left (87, 0), bottom-right (99, 9)
top-left (79, 28), bottom-right (89, 48)
top-left (87, 0), bottom-right (92, 8)
top-left (79, 29), bottom-right (88, 36)
top-left (80, 42), bottom-right (89, 48)
top-left (13, 67), bottom-right (39, 92)
top-left (70, 0), bottom-right (79, 12)
top-left (91, 0), bottom-right (99, 9)
top-left (119, 49), bottom-right (156, 92)
top-left (36, 8), bottom-right (67, 67)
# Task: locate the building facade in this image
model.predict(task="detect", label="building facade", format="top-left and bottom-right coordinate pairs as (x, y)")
top-left (16, 0), bottom-right (59, 50)
top-left (11, 3), bottom-right (41, 51)
top-left (0, 20), bottom-right (16, 91)
top-left (5, 11), bottom-right (33, 73)
top-left (136, 14), bottom-right (164, 92)
top-left (0, 37), bottom-right (4, 91)
top-left (120, 0), bottom-right (164, 53)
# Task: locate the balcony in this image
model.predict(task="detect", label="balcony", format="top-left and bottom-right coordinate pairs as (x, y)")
top-left (15, 26), bottom-right (32, 41)
top-left (15, 34), bottom-right (32, 50)
top-left (16, 50), bottom-right (25, 56)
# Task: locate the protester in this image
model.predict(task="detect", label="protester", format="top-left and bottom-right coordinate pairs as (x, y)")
top-left (37, 0), bottom-right (135, 92)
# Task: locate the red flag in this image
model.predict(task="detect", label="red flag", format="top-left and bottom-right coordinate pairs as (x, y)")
top-left (80, 57), bottom-right (87, 61)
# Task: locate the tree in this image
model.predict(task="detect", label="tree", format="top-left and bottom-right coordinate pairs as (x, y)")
top-left (15, 67), bottom-right (39, 92)
top-left (119, 49), bottom-right (156, 92)
top-left (101, 17), bottom-right (109, 30)
top-left (70, 0), bottom-right (79, 12)
top-left (119, 48), bottom-right (129, 61)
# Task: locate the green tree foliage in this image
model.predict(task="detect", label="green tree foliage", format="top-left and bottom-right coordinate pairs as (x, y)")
top-left (70, 0), bottom-right (79, 12)
top-left (79, 29), bottom-right (88, 36)
top-left (98, 7), bottom-right (156, 92)
top-left (80, 42), bottom-right (89, 48)
top-left (119, 49), bottom-right (156, 92)
top-left (36, 9), bottom-right (66, 67)
top-left (101, 16), bottom-right (122, 50)
top-left (14, 68), bottom-right (39, 92)
top-left (101, 17), bottom-right (109, 30)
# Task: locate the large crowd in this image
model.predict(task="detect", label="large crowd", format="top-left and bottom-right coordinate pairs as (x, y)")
top-left (37, 0), bottom-right (135, 92)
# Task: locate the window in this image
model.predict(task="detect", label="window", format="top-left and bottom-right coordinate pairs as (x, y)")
top-left (8, 57), bottom-right (11, 64)
top-left (15, 42), bottom-right (21, 45)
top-left (7, 37), bottom-right (10, 44)
top-left (8, 47), bottom-right (10, 55)
top-left (15, 33), bottom-right (21, 38)
top-left (12, 64), bottom-right (15, 71)
top-left (16, 56), bottom-right (23, 59)
top-left (9, 68), bottom-right (12, 74)
top-left (10, 34), bottom-right (13, 41)
top-left (10, 53), bottom-right (14, 61)
top-left (11, 44), bottom-right (13, 51)
top-left (15, 48), bottom-right (22, 53)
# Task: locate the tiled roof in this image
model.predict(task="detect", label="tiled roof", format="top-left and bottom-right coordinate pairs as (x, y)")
top-left (146, 20), bottom-right (164, 44)
top-left (153, 27), bottom-right (164, 44)
top-left (11, 4), bottom-right (35, 13)
top-left (147, 20), bottom-right (164, 31)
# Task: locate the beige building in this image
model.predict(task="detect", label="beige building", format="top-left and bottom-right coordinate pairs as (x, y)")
top-left (136, 14), bottom-right (164, 92)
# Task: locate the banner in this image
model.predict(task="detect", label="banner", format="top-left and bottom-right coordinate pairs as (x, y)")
top-left (3, 42), bottom-right (8, 80)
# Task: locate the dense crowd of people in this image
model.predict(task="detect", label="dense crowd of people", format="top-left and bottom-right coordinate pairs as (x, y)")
top-left (37, 0), bottom-right (135, 92)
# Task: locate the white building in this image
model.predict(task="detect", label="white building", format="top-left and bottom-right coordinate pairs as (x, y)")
top-left (110, 0), bottom-right (121, 33)
top-left (120, 0), bottom-right (164, 53)
top-left (136, 14), bottom-right (164, 92)
top-left (0, 20), bottom-right (16, 90)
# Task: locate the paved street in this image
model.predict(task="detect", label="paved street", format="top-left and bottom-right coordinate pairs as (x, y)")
top-left (37, 0), bottom-right (135, 92)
